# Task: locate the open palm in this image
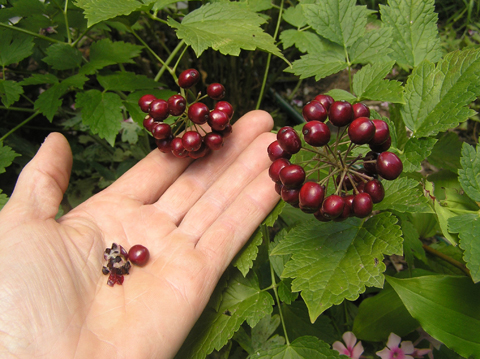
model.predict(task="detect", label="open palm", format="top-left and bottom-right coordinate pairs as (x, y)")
top-left (0, 111), bottom-right (279, 359)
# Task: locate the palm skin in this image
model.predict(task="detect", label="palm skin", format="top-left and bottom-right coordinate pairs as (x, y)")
top-left (0, 111), bottom-right (279, 359)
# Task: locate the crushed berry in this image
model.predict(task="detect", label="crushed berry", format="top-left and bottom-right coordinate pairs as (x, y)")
top-left (102, 243), bottom-right (131, 287)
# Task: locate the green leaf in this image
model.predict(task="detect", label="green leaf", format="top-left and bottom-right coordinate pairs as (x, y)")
top-left (233, 229), bottom-right (263, 277)
top-left (349, 27), bottom-right (393, 64)
top-left (253, 336), bottom-right (342, 359)
top-left (271, 213), bottom-right (403, 321)
top-left (0, 0), bottom-right (46, 21)
top-left (353, 286), bottom-right (418, 341)
top-left (282, 4), bottom-right (308, 28)
top-left (302, 0), bottom-right (367, 47)
top-left (401, 48), bottom-right (480, 138)
top-left (120, 121), bottom-right (140, 144)
top-left (459, 143), bottom-right (480, 202)
top-left (375, 177), bottom-right (433, 213)
top-left (0, 189), bottom-right (8, 211)
top-left (175, 269), bottom-right (274, 359)
top-left (379, 0), bottom-right (442, 69)
top-left (74, 0), bottom-right (150, 27)
top-left (76, 90), bottom-right (124, 146)
top-left (97, 72), bottom-right (160, 92)
top-left (433, 200), bottom-right (459, 246)
top-left (427, 132), bottom-right (462, 173)
top-left (352, 61), bottom-right (404, 103)
top-left (325, 89), bottom-right (356, 102)
top-left (0, 143), bottom-right (20, 173)
top-left (0, 80), bottom-right (23, 107)
top-left (0, 28), bottom-right (34, 67)
top-left (396, 213), bottom-right (427, 268)
top-left (20, 73), bottom-right (59, 86)
top-left (167, 3), bottom-right (286, 61)
top-left (263, 200), bottom-right (285, 227)
top-left (394, 137), bottom-right (437, 173)
top-left (43, 43), bottom-right (83, 70)
top-left (280, 30), bottom-right (325, 54)
top-left (387, 275), bottom-right (480, 358)
top-left (286, 52), bottom-right (347, 81)
top-left (448, 214), bottom-right (480, 283)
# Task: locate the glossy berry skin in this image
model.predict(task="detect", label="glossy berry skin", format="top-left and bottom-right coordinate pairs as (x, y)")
top-left (178, 68), bottom-right (200, 89)
top-left (215, 124), bottom-right (232, 138)
top-left (352, 103), bottom-right (370, 119)
top-left (376, 151), bottom-right (403, 180)
top-left (269, 158), bottom-right (291, 183)
top-left (348, 117), bottom-right (375, 145)
top-left (322, 195), bottom-right (345, 219)
top-left (370, 120), bottom-right (390, 146)
top-left (314, 209), bottom-right (331, 222)
top-left (188, 102), bottom-right (209, 124)
top-left (277, 127), bottom-right (301, 154)
top-left (155, 136), bottom-right (173, 153)
top-left (138, 94), bottom-right (157, 113)
top-left (370, 136), bottom-right (391, 152)
top-left (329, 101), bottom-right (354, 127)
top-left (215, 101), bottom-right (234, 120)
top-left (204, 132), bottom-right (224, 150)
top-left (302, 121), bottom-right (330, 147)
top-left (171, 137), bottom-right (188, 158)
top-left (313, 94), bottom-right (334, 112)
top-left (149, 99), bottom-right (169, 120)
top-left (168, 94), bottom-right (187, 116)
top-left (352, 193), bottom-right (373, 218)
top-left (182, 131), bottom-right (203, 152)
top-left (299, 182), bottom-right (325, 213)
top-left (275, 183), bottom-right (282, 195)
top-left (279, 164), bottom-right (306, 189)
top-left (151, 123), bottom-right (172, 140)
top-left (364, 179), bottom-right (385, 203)
top-left (208, 109), bottom-right (229, 131)
top-left (335, 194), bottom-right (354, 221)
top-left (281, 187), bottom-right (300, 207)
top-left (143, 115), bottom-right (156, 132)
top-left (302, 101), bottom-right (327, 122)
top-left (128, 244), bottom-right (150, 266)
top-left (189, 143), bottom-right (210, 159)
top-left (267, 140), bottom-right (292, 161)
top-left (207, 83), bottom-right (226, 100)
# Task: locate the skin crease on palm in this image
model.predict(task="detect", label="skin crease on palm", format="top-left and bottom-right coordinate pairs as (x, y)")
top-left (0, 110), bottom-right (280, 359)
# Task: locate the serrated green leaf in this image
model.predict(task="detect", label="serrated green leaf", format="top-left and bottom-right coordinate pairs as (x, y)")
top-left (97, 72), bottom-right (160, 92)
top-left (352, 61), bottom-right (404, 103)
top-left (43, 43), bottom-right (83, 70)
top-left (76, 90), bottom-right (123, 146)
top-left (277, 279), bottom-right (299, 305)
top-left (448, 214), bottom-right (480, 283)
top-left (325, 89), bottom-right (356, 102)
top-left (375, 177), bottom-right (433, 213)
top-left (459, 143), bottom-right (480, 202)
top-left (401, 49), bottom-right (480, 138)
top-left (233, 229), bottom-right (263, 277)
top-left (0, 80), bottom-right (23, 107)
top-left (349, 27), bottom-right (393, 64)
top-left (433, 200), bottom-right (459, 246)
top-left (271, 213), bottom-right (403, 321)
top-left (167, 3), bottom-right (286, 61)
top-left (282, 4), bottom-right (308, 28)
top-left (379, 0), bottom-right (442, 69)
top-left (426, 242), bottom-right (466, 276)
top-left (0, 28), bottom-right (34, 67)
top-left (175, 270), bottom-right (274, 359)
top-left (74, 0), bottom-right (151, 27)
top-left (280, 30), bottom-right (324, 54)
top-left (387, 275), bottom-right (480, 358)
top-left (302, 0), bottom-right (367, 47)
top-left (253, 335), bottom-right (342, 359)
top-left (0, 143), bottom-right (20, 173)
top-left (120, 121), bottom-right (140, 144)
top-left (393, 137), bottom-right (437, 172)
top-left (0, 189), bottom-right (8, 211)
top-left (151, 0), bottom-right (178, 11)
top-left (286, 52), bottom-right (347, 81)
top-left (250, 314), bottom-right (284, 354)
top-left (427, 132), bottom-right (462, 173)
top-left (388, 104), bottom-right (408, 150)
top-left (20, 73), bottom-right (59, 86)
top-left (263, 200), bottom-right (285, 227)
top-left (0, 0), bottom-right (46, 21)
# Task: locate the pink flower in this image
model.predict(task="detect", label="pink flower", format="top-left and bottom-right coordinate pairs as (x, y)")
top-left (332, 331), bottom-right (364, 359)
top-left (376, 333), bottom-right (415, 359)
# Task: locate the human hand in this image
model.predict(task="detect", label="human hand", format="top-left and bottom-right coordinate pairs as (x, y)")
top-left (0, 110), bottom-right (279, 358)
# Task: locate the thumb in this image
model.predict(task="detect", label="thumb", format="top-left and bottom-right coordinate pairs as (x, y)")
top-left (6, 132), bottom-right (72, 221)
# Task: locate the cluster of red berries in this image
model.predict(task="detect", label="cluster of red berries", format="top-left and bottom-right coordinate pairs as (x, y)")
top-left (102, 243), bottom-right (150, 286)
top-left (268, 94), bottom-right (403, 222)
top-left (139, 69), bottom-right (234, 159)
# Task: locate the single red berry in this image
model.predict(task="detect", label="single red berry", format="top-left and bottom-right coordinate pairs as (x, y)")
top-left (356, 181), bottom-right (366, 193)
top-left (275, 183), bottom-right (282, 195)
top-left (364, 179), bottom-right (385, 203)
top-left (302, 101), bottom-right (327, 122)
top-left (370, 136), bottom-right (391, 152)
top-left (188, 102), bottom-right (209, 124)
top-left (352, 193), bottom-right (373, 218)
top-left (314, 208), bottom-right (331, 222)
top-left (269, 158), bottom-right (291, 183)
top-left (277, 127), bottom-right (301, 154)
top-left (302, 121), bottom-right (330, 147)
top-left (279, 164), bottom-right (306, 189)
top-left (370, 120), bottom-right (390, 146)
top-left (281, 187), bottom-right (300, 207)
top-left (151, 123), bottom-right (172, 140)
top-left (128, 244), bottom-right (150, 266)
top-left (215, 101), bottom-right (234, 120)
top-left (299, 182), bottom-right (324, 213)
top-left (352, 103), bottom-right (370, 119)
top-left (138, 94), bottom-right (157, 113)
top-left (329, 101), bottom-right (354, 127)
top-left (376, 151), bottom-right (403, 180)
top-left (171, 137), bottom-right (188, 158)
top-left (322, 195), bottom-right (345, 219)
top-left (335, 194), bottom-right (355, 221)
top-left (204, 132), bottom-right (224, 150)
top-left (168, 94), bottom-right (187, 116)
top-left (155, 136), bottom-right (173, 153)
top-left (313, 94), bottom-right (334, 112)
top-left (149, 99), bottom-right (169, 120)
top-left (214, 124), bottom-right (232, 138)
top-left (208, 109), bottom-right (229, 131)
top-left (178, 68), bottom-right (200, 89)
top-left (143, 115), bottom-right (156, 133)
top-left (182, 131), bottom-right (203, 152)
top-left (189, 142), bottom-right (210, 159)
top-left (267, 140), bottom-right (292, 161)
top-left (207, 83), bottom-right (226, 100)
top-left (348, 117), bottom-right (375, 145)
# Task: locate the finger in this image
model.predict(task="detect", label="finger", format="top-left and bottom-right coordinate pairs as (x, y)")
top-left (5, 132), bottom-right (72, 221)
top-left (177, 131), bottom-right (275, 240)
top-left (153, 110), bottom-right (274, 224)
top-left (195, 169), bottom-right (279, 275)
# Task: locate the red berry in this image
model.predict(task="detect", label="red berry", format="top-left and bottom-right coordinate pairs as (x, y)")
top-left (168, 94), bottom-right (186, 116)
top-left (302, 121), bottom-right (330, 147)
top-left (277, 127), bottom-right (301, 155)
top-left (370, 120), bottom-right (390, 146)
top-left (313, 94), bottom-right (334, 112)
top-left (348, 117), bottom-right (375, 145)
top-left (364, 179), bottom-right (385, 203)
top-left (314, 209), bottom-right (331, 222)
top-left (369, 136), bottom-right (391, 152)
top-left (208, 109), bottom-right (229, 131)
top-left (171, 137), bottom-right (188, 158)
top-left (279, 164), bottom-right (306, 189)
top-left (214, 124), bottom-right (232, 138)
top-left (281, 187), bottom-right (300, 207)
top-left (128, 244), bottom-right (150, 266)
top-left (189, 142), bottom-right (210, 159)
top-left (329, 101), bottom-right (354, 127)
top-left (335, 194), bottom-right (355, 221)
top-left (352, 193), bottom-right (373, 218)
top-left (302, 101), bottom-right (327, 122)
top-left (207, 83), bottom-right (226, 100)
top-left (204, 132), bottom-right (224, 150)
top-left (138, 94), bottom-right (157, 113)
top-left (182, 131), bottom-right (203, 152)
top-left (143, 115), bottom-right (156, 132)
top-left (322, 195), bottom-right (345, 219)
top-left (275, 183), bottom-right (282, 195)
top-left (178, 68), bottom-right (200, 89)
top-left (269, 158), bottom-right (291, 183)
top-left (363, 151), bottom-right (378, 174)
top-left (352, 103), bottom-right (370, 119)
top-left (299, 182), bottom-right (325, 213)
top-left (151, 123), bottom-right (172, 140)
top-left (188, 102), bottom-right (209, 124)
top-left (155, 136), bottom-right (173, 153)
top-left (376, 151), bottom-right (403, 180)
top-left (215, 101), bottom-right (234, 120)
top-left (149, 99), bottom-right (169, 120)
top-left (267, 140), bottom-right (292, 161)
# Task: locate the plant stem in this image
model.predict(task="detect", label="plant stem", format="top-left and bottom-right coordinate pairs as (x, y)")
top-left (0, 23), bottom-right (63, 44)
top-left (422, 244), bottom-right (471, 277)
top-left (63, 0), bottom-right (72, 44)
top-left (0, 106), bottom-right (36, 112)
top-left (0, 111), bottom-right (40, 142)
top-left (154, 40), bottom-right (186, 82)
top-left (268, 249), bottom-right (290, 344)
